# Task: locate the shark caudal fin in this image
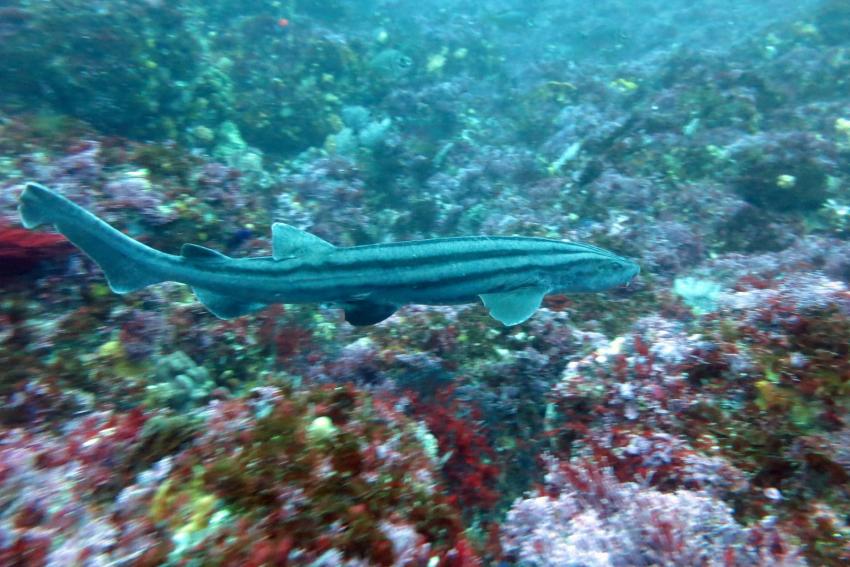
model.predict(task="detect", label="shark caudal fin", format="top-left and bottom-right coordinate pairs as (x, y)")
top-left (18, 182), bottom-right (167, 293)
top-left (18, 182), bottom-right (55, 230)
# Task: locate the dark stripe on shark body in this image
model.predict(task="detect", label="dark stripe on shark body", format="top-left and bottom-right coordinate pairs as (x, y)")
top-left (214, 251), bottom-right (608, 293)
top-left (332, 238), bottom-right (619, 265)
top-left (216, 242), bottom-right (602, 279)
top-left (328, 242), bottom-right (591, 268)
top-left (279, 255), bottom-right (606, 296)
top-left (358, 235), bottom-right (618, 255)
top-left (278, 248), bottom-right (576, 279)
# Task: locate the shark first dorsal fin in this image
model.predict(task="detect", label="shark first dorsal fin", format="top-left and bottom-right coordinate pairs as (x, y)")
top-left (480, 287), bottom-right (546, 326)
top-left (271, 223), bottom-right (335, 260)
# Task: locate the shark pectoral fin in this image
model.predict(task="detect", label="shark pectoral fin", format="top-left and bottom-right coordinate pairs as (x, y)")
top-left (272, 223), bottom-right (335, 260)
top-left (343, 301), bottom-right (397, 326)
top-left (480, 287), bottom-right (546, 326)
top-left (192, 287), bottom-right (268, 319)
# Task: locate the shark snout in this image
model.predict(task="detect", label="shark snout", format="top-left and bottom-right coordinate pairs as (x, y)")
top-left (618, 259), bottom-right (640, 288)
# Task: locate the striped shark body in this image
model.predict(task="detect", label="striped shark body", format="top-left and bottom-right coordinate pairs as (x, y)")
top-left (18, 182), bottom-right (639, 326)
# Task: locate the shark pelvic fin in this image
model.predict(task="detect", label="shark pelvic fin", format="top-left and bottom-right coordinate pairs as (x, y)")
top-left (272, 223), bottom-right (335, 260)
top-left (343, 301), bottom-right (397, 326)
top-left (480, 287), bottom-right (545, 326)
top-left (182, 246), bottom-right (266, 317)
top-left (192, 287), bottom-right (268, 319)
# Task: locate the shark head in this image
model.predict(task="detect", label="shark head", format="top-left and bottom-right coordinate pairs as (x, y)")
top-left (597, 256), bottom-right (640, 290)
top-left (551, 251), bottom-right (640, 293)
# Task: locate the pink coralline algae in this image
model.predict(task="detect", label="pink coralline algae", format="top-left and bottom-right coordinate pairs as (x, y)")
top-left (0, 387), bottom-right (485, 567)
top-left (3, 140), bottom-right (176, 228)
top-left (276, 155), bottom-right (370, 245)
top-left (547, 271), bottom-right (850, 563)
top-left (146, 386), bottom-right (480, 566)
top-left (501, 458), bottom-right (804, 567)
top-left (0, 409), bottom-right (170, 566)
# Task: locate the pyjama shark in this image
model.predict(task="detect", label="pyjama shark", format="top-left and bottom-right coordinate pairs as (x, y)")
top-left (18, 182), bottom-right (639, 326)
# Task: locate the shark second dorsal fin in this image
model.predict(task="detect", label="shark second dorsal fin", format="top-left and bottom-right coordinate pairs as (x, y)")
top-left (272, 223), bottom-right (335, 260)
top-left (181, 243), bottom-right (229, 261)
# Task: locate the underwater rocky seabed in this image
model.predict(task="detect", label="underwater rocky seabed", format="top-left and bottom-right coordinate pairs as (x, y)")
top-left (1, 0), bottom-right (850, 565)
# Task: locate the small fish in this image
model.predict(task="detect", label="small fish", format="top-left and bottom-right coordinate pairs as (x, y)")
top-left (18, 182), bottom-right (639, 326)
top-left (225, 227), bottom-right (254, 252)
top-left (368, 49), bottom-right (413, 80)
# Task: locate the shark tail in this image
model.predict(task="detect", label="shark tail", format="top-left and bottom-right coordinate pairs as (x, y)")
top-left (19, 182), bottom-right (167, 293)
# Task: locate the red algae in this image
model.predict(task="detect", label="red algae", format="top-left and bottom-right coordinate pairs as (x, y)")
top-left (0, 223), bottom-right (71, 276)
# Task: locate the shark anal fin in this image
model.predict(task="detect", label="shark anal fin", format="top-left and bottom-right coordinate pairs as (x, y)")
top-left (480, 287), bottom-right (546, 326)
top-left (192, 287), bottom-right (268, 319)
top-left (343, 301), bottom-right (397, 326)
top-left (272, 223), bottom-right (335, 260)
